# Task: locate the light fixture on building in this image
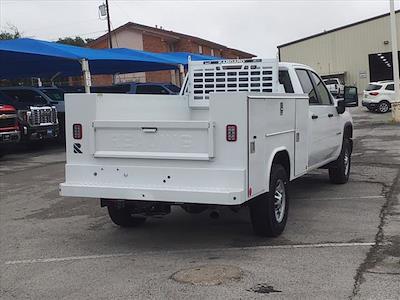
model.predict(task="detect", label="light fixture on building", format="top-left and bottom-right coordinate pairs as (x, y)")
top-left (99, 3), bottom-right (107, 19)
top-left (383, 40), bottom-right (390, 45)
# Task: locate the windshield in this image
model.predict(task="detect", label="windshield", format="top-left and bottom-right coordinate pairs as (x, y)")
top-left (365, 84), bottom-right (382, 91)
top-left (2, 89), bottom-right (48, 105)
top-left (41, 89), bottom-right (64, 101)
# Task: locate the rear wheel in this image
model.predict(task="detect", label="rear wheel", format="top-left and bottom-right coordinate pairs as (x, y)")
top-left (378, 101), bottom-right (390, 113)
top-left (249, 164), bottom-right (289, 237)
top-left (107, 206), bottom-right (146, 227)
top-left (329, 139), bottom-right (351, 184)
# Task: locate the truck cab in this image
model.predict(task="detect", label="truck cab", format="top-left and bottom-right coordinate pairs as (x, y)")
top-left (60, 59), bottom-right (356, 237)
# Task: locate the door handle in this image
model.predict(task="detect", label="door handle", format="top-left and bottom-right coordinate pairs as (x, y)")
top-left (311, 115), bottom-right (318, 119)
top-left (328, 113), bottom-right (334, 118)
top-left (142, 127), bottom-right (157, 133)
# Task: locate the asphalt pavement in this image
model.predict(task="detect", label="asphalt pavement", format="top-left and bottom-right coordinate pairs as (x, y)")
top-left (0, 107), bottom-right (399, 299)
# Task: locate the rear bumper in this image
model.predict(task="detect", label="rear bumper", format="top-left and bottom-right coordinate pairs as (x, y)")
top-left (362, 99), bottom-right (378, 109)
top-left (60, 183), bottom-right (245, 206)
top-left (60, 164), bottom-right (247, 205)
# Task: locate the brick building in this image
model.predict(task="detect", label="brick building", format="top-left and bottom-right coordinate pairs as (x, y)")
top-left (87, 22), bottom-right (254, 86)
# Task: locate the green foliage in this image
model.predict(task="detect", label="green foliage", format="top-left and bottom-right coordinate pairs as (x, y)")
top-left (56, 36), bottom-right (93, 47)
top-left (0, 25), bottom-right (21, 40)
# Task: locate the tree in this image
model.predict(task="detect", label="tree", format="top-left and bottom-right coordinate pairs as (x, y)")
top-left (56, 36), bottom-right (93, 47)
top-left (0, 25), bottom-right (21, 40)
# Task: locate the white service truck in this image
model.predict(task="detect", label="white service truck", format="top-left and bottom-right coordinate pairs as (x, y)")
top-left (60, 59), bottom-right (358, 237)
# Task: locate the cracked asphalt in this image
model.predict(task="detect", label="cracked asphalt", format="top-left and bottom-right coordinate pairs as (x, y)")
top-left (0, 107), bottom-right (399, 299)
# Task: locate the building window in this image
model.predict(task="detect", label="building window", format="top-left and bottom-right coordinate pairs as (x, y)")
top-left (198, 45), bottom-right (203, 54)
top-left (211, 49), bottom-right (214, 56)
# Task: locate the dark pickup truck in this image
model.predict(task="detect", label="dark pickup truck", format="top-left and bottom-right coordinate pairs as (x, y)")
top-left (0, 90), bottom-right (59, 142)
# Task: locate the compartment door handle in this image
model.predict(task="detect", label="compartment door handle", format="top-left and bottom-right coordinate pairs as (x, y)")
top-left (142, 127), bottom-right (157, 133)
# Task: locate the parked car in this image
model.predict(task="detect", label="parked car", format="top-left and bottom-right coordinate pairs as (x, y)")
top-left (90, 82), bottom-right (181, 95)
top-left (0, 92), bottom-right (20, 147)
top-left (323, 78), bottom-right (344, 97)
top-left (362, 81), bottom-right (398, 113)
top-left (60, 59), bottom-right (357, 237)
top-left (0, 88), bottom-right (59, 141)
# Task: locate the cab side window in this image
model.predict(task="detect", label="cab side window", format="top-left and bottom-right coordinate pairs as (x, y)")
top-left (296, 69), bottom-right (319, 105)
top-left (386, 84), bottom-right (394, 91)
top-left (309, 72), bottom-right (332, 105)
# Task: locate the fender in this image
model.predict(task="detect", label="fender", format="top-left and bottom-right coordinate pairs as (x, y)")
top-left (265, 146), bottom-right (292, 193)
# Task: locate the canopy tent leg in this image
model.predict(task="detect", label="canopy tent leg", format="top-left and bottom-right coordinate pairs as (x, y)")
top-left (80, 59), bottom-right (91, 94)
top-left (179, 64), bottom-right (185, 86)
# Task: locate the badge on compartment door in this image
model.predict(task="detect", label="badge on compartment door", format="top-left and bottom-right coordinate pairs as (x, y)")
top-left (73, 143), bottom-right (82, 154)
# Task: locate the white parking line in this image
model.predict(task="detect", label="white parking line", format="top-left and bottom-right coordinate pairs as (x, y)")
top-left (4, 242), bottom-right (374, 265)
top-left (294, 195), bottom-right (384, 201)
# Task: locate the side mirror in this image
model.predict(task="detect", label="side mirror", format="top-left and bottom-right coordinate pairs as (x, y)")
top-left (337, 99), bottom-right (346, 114)
top-left (344, 86), bottom-right (358, 107)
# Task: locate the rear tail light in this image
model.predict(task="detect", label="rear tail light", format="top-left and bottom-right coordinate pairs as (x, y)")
top-left (73, 123), bottom-right (82, 139)
top-left (369, 92), bottom-right (379, 96)
top-left (226, 124), bottom-right (237, 142)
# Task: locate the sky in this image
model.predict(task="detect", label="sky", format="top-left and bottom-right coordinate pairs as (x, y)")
top-left (0, 0), bottom-right (399, 57)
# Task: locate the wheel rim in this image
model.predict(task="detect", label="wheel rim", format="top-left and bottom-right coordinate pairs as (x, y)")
top-left (379, 102), bottom-right (389, 113)
top-left (274, 179), bottom-right (286, 223)
top-left (344, 148), bottom-right (350, 176)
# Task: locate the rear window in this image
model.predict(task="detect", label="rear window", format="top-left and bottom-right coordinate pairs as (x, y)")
top-left (1, 89), bottom-right (48, 105)
top-left (324, 79), bottom-right (338, 85)
top-left (91, 84), bottom-right (130, 94)
top-left (366, 84), bottom-right (382, 91)
top-left (278, 70), bottom-right (294, 93)
top-left (135, 85), bottom-right (169, 94)
top-left (41, 89), bottom-right (64, 101)
top-left (165, 84), bottom-right (181, 94)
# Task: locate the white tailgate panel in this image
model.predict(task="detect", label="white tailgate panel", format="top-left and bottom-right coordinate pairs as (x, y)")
top-left (93, 120), bottom-right (214, 160)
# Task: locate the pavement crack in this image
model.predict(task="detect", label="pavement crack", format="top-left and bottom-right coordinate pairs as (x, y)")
top-left (349, 168), bottom-right (400, 299)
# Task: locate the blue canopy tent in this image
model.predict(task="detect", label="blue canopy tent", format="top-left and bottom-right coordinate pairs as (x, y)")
top-left (0, 38), bottom-right (180, 80)
top-left (108, 48), bottom-right (217, 66)
top-left (0, 38), bottom-right (219, 92)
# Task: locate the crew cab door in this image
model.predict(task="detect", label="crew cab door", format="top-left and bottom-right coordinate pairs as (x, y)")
top-left (308, 71), bottom-right (341, 162)
top-left (295, 69), bottom-right (340, 167)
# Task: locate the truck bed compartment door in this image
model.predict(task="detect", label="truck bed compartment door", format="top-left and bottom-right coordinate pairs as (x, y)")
top-left (248, 98), bottom-right (267, 197)
top-left (92, 120), bottom-right (215, 161)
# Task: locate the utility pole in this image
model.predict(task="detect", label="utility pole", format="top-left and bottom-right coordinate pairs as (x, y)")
top-left (390, 0), bottom-right (400, 122)
top-left (105, 0), bottom-right (113, 49)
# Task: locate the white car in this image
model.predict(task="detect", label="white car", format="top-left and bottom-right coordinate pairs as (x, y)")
top-left (323, 78), bottom-right (344, 97)
top-left (362, 81), bottom-right (397, 113)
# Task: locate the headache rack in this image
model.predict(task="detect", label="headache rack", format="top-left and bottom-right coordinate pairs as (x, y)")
top-left (30, 106), bottom-right (58, 126)
top-left (187, 58), bottom-right (279, 108)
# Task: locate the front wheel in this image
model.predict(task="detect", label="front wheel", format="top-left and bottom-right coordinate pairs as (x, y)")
top-left (107, 206), bottom-right (146, 227)
top-left (249, 164), bottom-right (289, 237)
top-left (329, 139), bottom-right (351, 184)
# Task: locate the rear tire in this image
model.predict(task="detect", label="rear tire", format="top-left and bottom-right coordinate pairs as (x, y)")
top-left (249, 164), bottom-right (289, 237)
top-left (329, 139), bottom-right (351, 184)
top-left (378, 101), bottom-right (390, 113)
top-left (107, 206), bottom-right (146, 227)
